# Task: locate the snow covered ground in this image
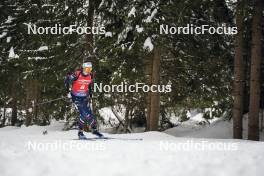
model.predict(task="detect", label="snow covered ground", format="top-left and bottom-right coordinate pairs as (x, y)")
top-left (0, 121), bottom-right (264, 176)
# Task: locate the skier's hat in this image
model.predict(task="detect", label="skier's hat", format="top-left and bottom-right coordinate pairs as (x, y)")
top-left (82, 62), bottom-right (92, 68)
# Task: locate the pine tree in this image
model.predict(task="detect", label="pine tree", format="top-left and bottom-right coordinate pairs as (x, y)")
top-left (96, 0), bottom-right (234, 130)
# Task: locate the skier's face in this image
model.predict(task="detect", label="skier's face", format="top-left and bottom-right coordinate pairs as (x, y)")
top-left (83, 67), bottom-right (92, 75)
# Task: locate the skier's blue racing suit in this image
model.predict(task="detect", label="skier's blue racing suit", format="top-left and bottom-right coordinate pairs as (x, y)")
top-left (65, 70), bottom-right (97, 131)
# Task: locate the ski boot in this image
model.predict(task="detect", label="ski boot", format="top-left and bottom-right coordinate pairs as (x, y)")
top-left (78, 131), bottom-right (87, 140)
top-left (92, 129), bottom-right (103, 138)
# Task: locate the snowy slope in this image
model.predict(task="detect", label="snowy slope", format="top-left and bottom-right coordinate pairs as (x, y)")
top-left (0, 121), bottom-right (264, 176)
top-left (165, 119), bottom-right (233, 139)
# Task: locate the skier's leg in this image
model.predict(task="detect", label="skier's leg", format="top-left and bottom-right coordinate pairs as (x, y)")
top-left (72, 95), bottom-right (87, 139)
top-left (82, 100), bottom-right (103, 137)
top-left (78, 114), bottom-right (85, 131)
top-left (83, 102), bottom-right (97, 130)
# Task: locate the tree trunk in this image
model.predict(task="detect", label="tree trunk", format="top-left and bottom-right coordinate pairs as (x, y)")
top-left (11, 80), bottom-right (18, 126)
top-left (260, 108), bottom-right (264, 132)
top-left (11, 99), bottom-right (17, 126)
top-left (232, 0), bottom-right (245, 139)
top-left (32, 80), bottom-right (40, 123)
top-left (85, 0), bottom-right (97, 120)
top-left (1, 107), bottom-right (6, 127)
top-left (86, 0), bottom-right (95, 58)
top-left (146, 47), bottom-right (161, 131)
top-left (25, 81), bottom-right (32, 126)
top-left (25, 79), bottom-right (40, 126)
top-left (248, 0), bottom-right (263, 141)
top-left (124, 106), bottom-right (130, 132)
top-left (145, 52), bottom-right (153, 131)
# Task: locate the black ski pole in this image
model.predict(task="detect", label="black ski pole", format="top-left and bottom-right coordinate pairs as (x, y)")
top-left (36, 97), bottom-right (67, 106)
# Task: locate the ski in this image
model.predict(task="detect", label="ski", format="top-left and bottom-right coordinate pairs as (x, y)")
top-left (74, 136), bottom-right (143, 141)
top-left (102, 137), bottom-right (143, 141)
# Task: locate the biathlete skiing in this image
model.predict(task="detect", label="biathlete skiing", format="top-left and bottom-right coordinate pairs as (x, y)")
top-left (64, 61), bottom-right (103, 139)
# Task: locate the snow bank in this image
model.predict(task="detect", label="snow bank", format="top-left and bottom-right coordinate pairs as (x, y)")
top-left (98, 107), bottom-right (118, 124)
top-left (165, 119), bottom-right (233, 139)
top-left (165, 116), bottom-right (264, 141)
top-left (0, 120), bottom-right (264, 176)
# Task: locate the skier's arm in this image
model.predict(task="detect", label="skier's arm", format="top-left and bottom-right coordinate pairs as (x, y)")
top-left (64, 72), bottom-right (78, 90)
